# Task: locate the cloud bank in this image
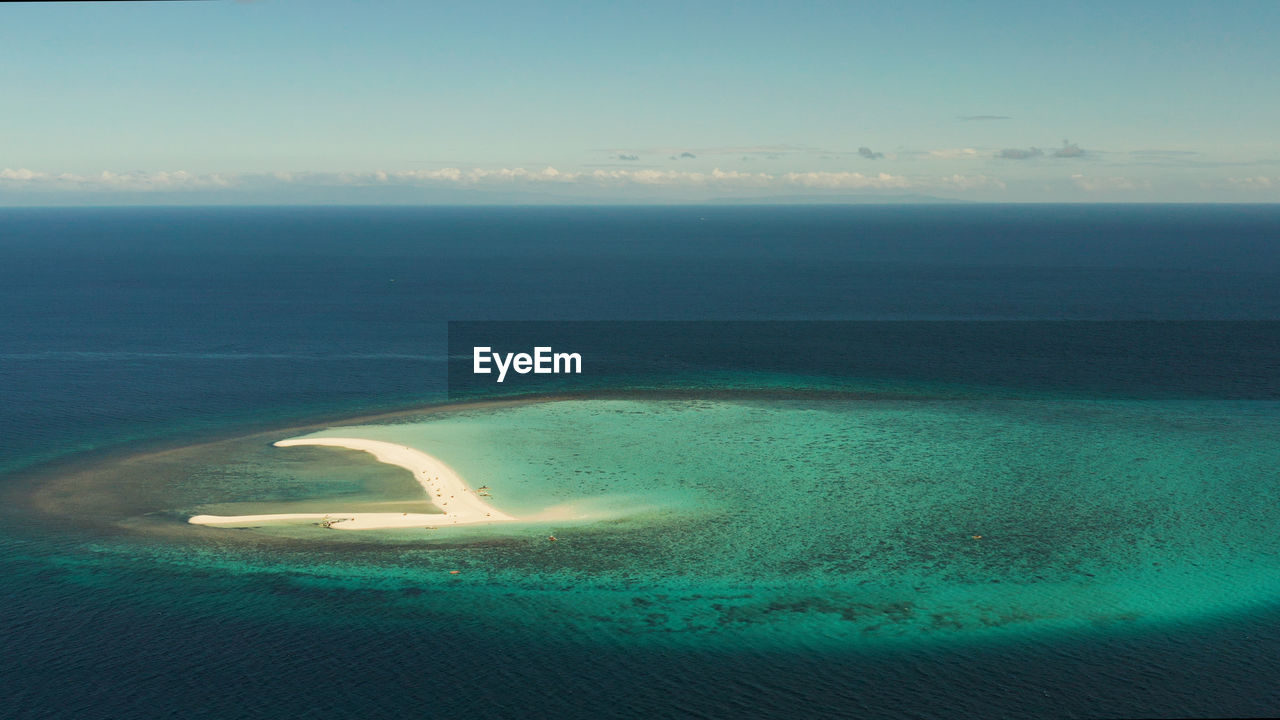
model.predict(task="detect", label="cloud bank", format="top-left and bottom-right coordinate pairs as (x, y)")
top-left (0, 168), bottom-right (234, 190)
top-left (1, 166), bottom-right (1012, 198)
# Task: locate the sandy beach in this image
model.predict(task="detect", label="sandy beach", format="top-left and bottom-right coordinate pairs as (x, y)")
top-left (189, 437), bottom-right (516, 530)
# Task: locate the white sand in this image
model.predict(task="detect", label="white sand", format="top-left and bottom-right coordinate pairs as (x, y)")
top-left (188, 437), bottom-right (517, 530)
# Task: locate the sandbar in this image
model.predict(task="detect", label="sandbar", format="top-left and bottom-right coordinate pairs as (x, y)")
top-left (189, 437), bottom-right (516, 530)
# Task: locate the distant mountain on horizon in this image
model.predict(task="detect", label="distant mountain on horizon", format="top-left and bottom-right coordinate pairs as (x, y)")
top-left (707, 193), bottom-right (969, 205)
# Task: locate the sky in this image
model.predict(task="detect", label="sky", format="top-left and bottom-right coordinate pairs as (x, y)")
top-left (1, 0), bottom-right (1278, 204)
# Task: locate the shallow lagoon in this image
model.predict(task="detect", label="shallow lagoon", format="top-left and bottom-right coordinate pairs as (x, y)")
top-left (47, 393), bottom-right (1278, 649)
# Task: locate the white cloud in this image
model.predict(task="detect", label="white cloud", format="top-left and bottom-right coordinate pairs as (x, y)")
top-left (928, 148), bottom-right (982, 160)
top-left (1070, 174), bottom-right (1149, 192)
top-left (779, 171), bottom-right (911, 189)
top-left (938, 174), bottom-right (1005, 190)
top-left (1226, 176), bottom-right (1273, 189)
top-left (0, 168), bottom-right (41, 181)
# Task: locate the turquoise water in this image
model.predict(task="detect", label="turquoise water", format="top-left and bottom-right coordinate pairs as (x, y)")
top-left (7, 207), bottom-right (1280, 717)
top-left (143, 394), bottom-right (1280, 648)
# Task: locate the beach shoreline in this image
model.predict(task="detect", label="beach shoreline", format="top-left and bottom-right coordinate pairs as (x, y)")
top-left (189, 437), bottom-right (517, 530)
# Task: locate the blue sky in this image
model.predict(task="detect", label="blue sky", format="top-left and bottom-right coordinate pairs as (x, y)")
top-left (1, 0), bottom-right (1277, 203)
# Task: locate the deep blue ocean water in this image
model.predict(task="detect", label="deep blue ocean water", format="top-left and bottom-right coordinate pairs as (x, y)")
top-left (2, 205), bottom-right (1279, 718)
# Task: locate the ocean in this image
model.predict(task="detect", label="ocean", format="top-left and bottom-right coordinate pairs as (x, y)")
top-left (1, 205), bottom-right (1278, 718)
